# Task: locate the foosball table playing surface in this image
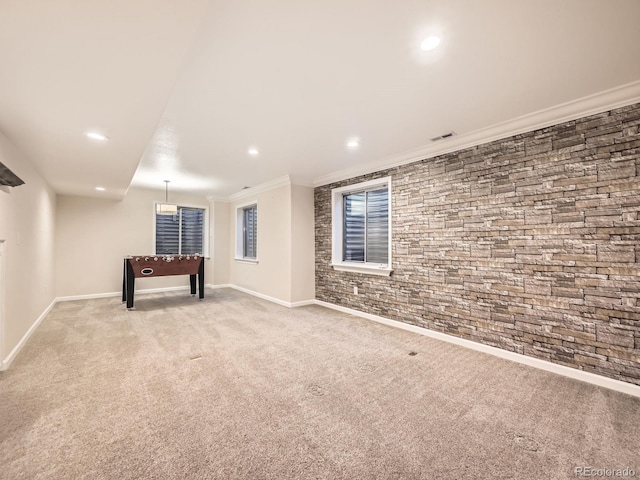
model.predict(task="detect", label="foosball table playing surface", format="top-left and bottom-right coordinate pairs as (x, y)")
top-left (122, 254), bottom-right (204, 309)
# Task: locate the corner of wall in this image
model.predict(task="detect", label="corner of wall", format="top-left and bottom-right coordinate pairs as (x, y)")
top-left (291, 184), bottom-right (316, 303)
top-left (209, 200), bottom-right (231, 286)
top-left (0, 131), bottom-right (57, 366)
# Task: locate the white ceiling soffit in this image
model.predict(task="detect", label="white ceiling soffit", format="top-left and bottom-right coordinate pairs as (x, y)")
top-left (0, 0), bottom-right (210, 199)
top-left (131, 0), bottom-right (640, 198)
top-left (1, 1), bottom-right (640, 200)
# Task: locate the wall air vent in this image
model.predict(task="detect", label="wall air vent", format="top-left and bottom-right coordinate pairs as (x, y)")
top-left (430, 131), bottom-right (456, 142)
top-left (0, 161), bottom-right (25, 188)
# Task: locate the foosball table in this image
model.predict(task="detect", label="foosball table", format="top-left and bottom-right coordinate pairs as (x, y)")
top-left (122, 254), bottom-right (204, 309)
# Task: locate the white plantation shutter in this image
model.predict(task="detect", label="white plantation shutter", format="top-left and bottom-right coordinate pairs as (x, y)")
top-left (155, 212), bottom-right (180, 254)
top-left (181, 208), bottom-right (204, 254)
top-left (344, 192), bottom-right (365, 261)
top-left (365, 188), bottom-right (389, 263)
top-left (343, 187), bottom-right (388, 264)
top-left (156, 207), bottom-right (204, 255)
top-left (243, 205), bottom-right (257, 259)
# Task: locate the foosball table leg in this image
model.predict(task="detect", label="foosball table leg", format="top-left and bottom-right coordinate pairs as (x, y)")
top-left (126, 260), bottom-right (135, 309)
top-left (122, 259), bottom-right (127, 303)
top-left (198, 259), bottom-right (205, 300)
top-left (190, 274), bottom-right (197, 296)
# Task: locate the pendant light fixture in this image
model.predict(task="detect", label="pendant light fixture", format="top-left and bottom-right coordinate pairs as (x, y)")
top-left (156, 180), bottom-right (178, 215)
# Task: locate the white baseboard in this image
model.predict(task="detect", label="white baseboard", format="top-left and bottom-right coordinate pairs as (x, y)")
top-left (1, 298), bottom-right (56, 371)
top-left (8, 285), bottom-right (638, 398)
top-left (208, 286), bottom-right (640, 398)
top-left (56, 285), bottom-right (191, 303)
top-left (1, 286), bottom-right (197, 369)
top-left (315, 300), bottom-right (640, 399)
top-left (207, 284), bottom-right (316, 307)
top-left (227, 285), bottom-right (299, 308)
top-left (201, 286), bottom-right (640, 396)
top-left (290, 299), bottom-right (317, 308)
top-left (55, 284), bottom-right (315, 309)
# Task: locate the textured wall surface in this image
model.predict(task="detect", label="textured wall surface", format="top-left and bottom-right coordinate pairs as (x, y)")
top-left (315, 103), bottom-right (640, 385)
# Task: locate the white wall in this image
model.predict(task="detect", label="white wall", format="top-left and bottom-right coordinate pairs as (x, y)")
top-left (55, 187), bottom-right (211, 298)
top-left (227, 179), bottom-right (315, 305)
top-left (291, 185), bottom-right (315, 303)
top-left (0, 160), bottom-right (314, 366)
top-left (0, 132), bottom-right (56, 367)
top-left (229, 184), bottom-right (292, 302)
top-left (210, 201), bottom-right (230, 285)
top-left (56, 180), bottom-right (315, 304)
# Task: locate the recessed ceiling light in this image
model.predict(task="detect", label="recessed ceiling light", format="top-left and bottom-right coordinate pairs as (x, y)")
top-left (347, 138), bottom-right (360, 149)
top-left (420, 36), bottom-right (441, 51)
top-left (85, 131), bottom-right (109, 141)
top-left (95, 186), bottom-right (106, 191)
top-left (248, 147), bottom-right (259, 156)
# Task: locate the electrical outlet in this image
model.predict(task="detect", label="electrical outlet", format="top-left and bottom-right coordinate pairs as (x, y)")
top-left (353, 286), bottom-right (358, 295)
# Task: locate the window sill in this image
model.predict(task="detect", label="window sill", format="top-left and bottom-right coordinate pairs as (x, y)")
top-left (235, 257), bottom-right (259, 264)
top-left (331, 263), bottom-right (393, 276)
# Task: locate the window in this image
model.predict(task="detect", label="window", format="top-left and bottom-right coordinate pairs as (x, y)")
top-left (243, 204), bottom-right (258, 259)
top-left (155, 206), bottom-right (205, 255)
top-left (331, 177), bottom-right (392, 276)
top-left (236, 202), bottom-right (258, 261)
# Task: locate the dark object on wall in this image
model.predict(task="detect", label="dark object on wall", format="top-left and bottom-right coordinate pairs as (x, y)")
top-left (0, 161), bottom-right (25, 187)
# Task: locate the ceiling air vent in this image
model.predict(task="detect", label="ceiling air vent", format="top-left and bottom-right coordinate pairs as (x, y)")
top-left (430, 131), bottom-right (456, 142)
top-left (0, 161), bottom-right (25, 188)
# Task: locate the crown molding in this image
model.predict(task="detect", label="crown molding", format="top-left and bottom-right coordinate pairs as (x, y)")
top-left (205, 194), bottom-right (228, 203)
top-left (227, 174), bottom-right (291, 202)
top-left (313, 80), bottom-right (640, 187)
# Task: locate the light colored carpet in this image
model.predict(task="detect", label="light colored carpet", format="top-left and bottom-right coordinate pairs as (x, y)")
top-left (1, 288), bottom-right (638, 479)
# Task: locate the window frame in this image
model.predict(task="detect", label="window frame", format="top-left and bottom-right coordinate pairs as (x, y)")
top-left (331, 177), bottom-right (392, 276)
top-left (235, 200), bottom-right (259, 263)
top-left (152, 202), bottom-right (209, 257)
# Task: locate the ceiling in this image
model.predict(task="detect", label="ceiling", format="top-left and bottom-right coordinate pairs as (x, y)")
top-left (1, 0), bottom-right (640, 200)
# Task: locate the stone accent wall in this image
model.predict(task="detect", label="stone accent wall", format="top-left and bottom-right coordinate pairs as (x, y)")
top-left (315, 103), bottom-right (640, 386)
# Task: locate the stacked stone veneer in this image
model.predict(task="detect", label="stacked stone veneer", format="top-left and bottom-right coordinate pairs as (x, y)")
top-left (315, 103), bottom-right (640, 386)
